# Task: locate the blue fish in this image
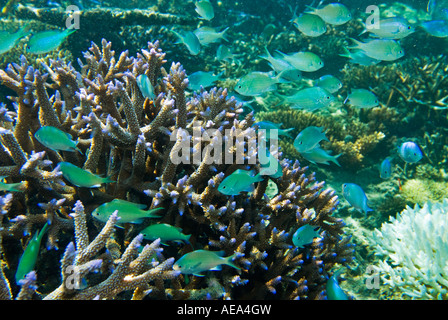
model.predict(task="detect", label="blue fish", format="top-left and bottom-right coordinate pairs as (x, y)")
top-left (218, 169), bottom-right (264, 196)
top-left (326, 269), bottom-right (349, 300)
top-left (342, 183), bottom-right (373, 215)
top-left (398, 141), bottom-right (423, 164)
top-left (292, 224), bottom-right (321, 248)
top-left (379, 158), bottom-right (392, 179)
top-left (420, 20), bottom-right (448, 38)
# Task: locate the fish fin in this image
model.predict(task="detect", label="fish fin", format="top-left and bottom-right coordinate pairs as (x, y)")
top-left (210, 265), bottom-right (222, 271)
top-left (146, 207), bottom-right (165, 218)
top-left (225, 254), bottom-right (241, 270)
top-left (193, 273), bottom-right (205, 277)
top-left (339, 46), bottom-right (352, 58)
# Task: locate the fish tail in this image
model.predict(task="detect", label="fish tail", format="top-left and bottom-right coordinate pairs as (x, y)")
top-left (339, 46), bottom-right (352, 58)
top-left (220, 27), bottom-right (230, 42)
top-left (348, 38), bottom-right (363, 49)
top-left (145, 207), bottom-right (165, 218)
top-left (253, 172), bottom-right (265, 183)
top-left (332, 154), bottom-right (342, 167)
top-left (102, 175), bottom-right (116, 184)
top-left (283, 127), bottom-right (295, 138)
top-left (225, 253), bottom-right (241, 270)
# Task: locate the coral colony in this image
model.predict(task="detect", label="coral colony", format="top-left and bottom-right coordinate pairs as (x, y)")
top-left (0, 39), bottom-right (353, 300)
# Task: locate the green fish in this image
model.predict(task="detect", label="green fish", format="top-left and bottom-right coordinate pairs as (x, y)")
top-left (27, 28), bottom-right (76, 55)
top-left (136, 74), bottom-right (156, 99)
top-left (218, 169), bottom-right (264, 195)
top-left (339, 47), bottom-right (381, 66)
top-left (326, 269), bottom-right (349, 300)
top-left (275, 50), bottom-right (324, 72)
top-left (172, 30), bottom-right (201, 55)
top-left (173, 250), bottom-right (240, 276)
top-left (292, 13), bottom-right (327, 37)
top-left (15, 223), bottom-right (49, 284)
top-left (216, 44), bottom-right (234, 62)
top-left (363, 17), bottom-right (414, 39)
top-left (193, 26), bottom-right (228, 46)
top-left (92, 199), bottom-right (164, 225)
top-left (292, 224), bottom-right (321, 248)
top-left (235, 71), bottom-right (287, 97)
top-left (314, 75), bottom-right (342, 94)
top-left (141, 223), bottom-right (191, 244)
top-left (34, 126), bottom-right (82, 153)
top-left (294, 126), bottom-right (329, 153)
top-left (279, 87), bottom-right (335, 111)
top-left (349, 38), bottom-right (404, 62)
top-left (306, 3), bottom-right (352, 26)
top-left (195, 0), bottom-right (214, 20)
top-left (0, 25), bottom-right (30, 55)
top-left (58, 162), bottom-right (114, 188)
top-left (259, 47), bottom-right (295, 73)
top-left (0, 177), bottom-right (25, 192)
top-left (301, 147), bottom-right (341, 166)
top-left (344, 89), bottom-right (379, 108)
top-left (254, 121), bottom-right (294, 139)
top-left (188, 71), bottom-right (222, 91)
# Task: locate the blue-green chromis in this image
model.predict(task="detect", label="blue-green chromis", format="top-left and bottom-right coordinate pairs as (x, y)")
top-left (173, 250), bottom-right (240, 276)
top-left (326, 269), bottom-right (349, 300)
top-left (57, 161), bottom-right (115, 188)
top-left (34, 126), bottom-right (82, 153)
top-left (218, 169), bottom-right (264, 195)
top-left (292, 224), bottom-right (321, 248)
top-left (92, 199), bottom-right (163, 225)
top-left (140, 223), bottom-right (191, 244)
top-left (27, 28), bottom-right (76, 55)
top-left (342, 183), bottom-right (372, 215)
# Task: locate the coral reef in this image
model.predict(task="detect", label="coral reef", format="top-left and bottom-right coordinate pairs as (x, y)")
top-left (369, 199), bottom-right (448, 299)
top-left (0, 38), bottom-right (353, 299)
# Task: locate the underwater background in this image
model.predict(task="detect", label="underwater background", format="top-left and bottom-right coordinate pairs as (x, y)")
top-left (0, 0), bottom-right (447, 300)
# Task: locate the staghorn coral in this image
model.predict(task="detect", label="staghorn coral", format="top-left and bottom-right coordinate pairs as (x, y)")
top-left (0, 39), bottom-right (353, 299)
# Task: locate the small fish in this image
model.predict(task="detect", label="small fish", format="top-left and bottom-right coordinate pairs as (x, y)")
top-left (172, 30), bottom-right (201, 55)
top-left (258, 149), bottom-right (283, 179)
top-left (235, 71), bottom-right (287, 96)
top-left (92, 199), bottom-right (164, 225)
top-left (349, 38), bottom-right (404, 62)
top-left (363, 17), bottom-right (414, 39)
top-left (136, 74), bottom-right (156, 99)
top-left (344, 89), bottom-right (379, 108)
top-left (195, 0), bottom-right (214, 20)
top-left (141, 223), bottom-right (191, 244)
top-left (306, 3), bottom-right (352, 25)
top-left (34, 126), bottom-right (82, 153)
top-left (15, 223), bottom-right (49, 284)
top-left (314, 75), bottom-right (342, 94)
top-left (188, 71), bottom-right (222, 91)
top-left (216, 44), bottom-right (234, 62)
top-left (326, 269), bottom-right (349, 300)
top-left (293, 126), bottom-right (329, 153)
top-left (420, 20), bottom-right (448, 38)
top-left (279, 87), bottom-right (335, 111)
top-left (301, 147), bottom-right (341, 167)
top-left (0, 177), bottom-right (25, 192)
top-left (254, 121), bottom-right (294, 139)
top-left (292, 224), bottom-right (321, 248)
top-left (259, 47), bottom-right (295, 73)
top-left (342, 183), bottom-right (373, 215)
top-left (339, 47), bottom-right (381, 66)
top-left (398, 141), bottom-right (423, 163)
top-left (173, 250), bottom-right (240, 276)
top-left (380, 158), bottom-right (392, 179)
top-left (194, 26), bottom-right (228, 46)
top-left (292, 13), bottom-right (327, 37)
top-left (27, 28), bottom-right (76, 55)
top-left (218, 169), bottom-right (264, 195)
top-left (57, 161), bottom-right (114, 188)
top-left (0, 25), bottom-right (29, 55)
top-left (275, 50), bottom-right (324, 72)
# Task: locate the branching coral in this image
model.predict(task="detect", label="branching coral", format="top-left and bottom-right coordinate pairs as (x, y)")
top-left (0, 38), bottom-right (353, 299)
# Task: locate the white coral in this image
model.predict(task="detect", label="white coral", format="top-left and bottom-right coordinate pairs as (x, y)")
top-left (370, 199), bottom-right (448, 299)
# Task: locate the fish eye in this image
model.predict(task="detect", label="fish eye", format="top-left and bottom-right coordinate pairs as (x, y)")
top-left (326, 96), bottom-right (330, 100)
top-left (238, 85), bottom-right (242, 89)
top-left (407, 26), bottom-right (412, 30)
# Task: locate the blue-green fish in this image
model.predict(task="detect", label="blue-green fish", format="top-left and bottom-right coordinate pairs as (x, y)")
top-left (58, 162), bottom-right (114, 188)
top-left (292, 13), bottom-right (327, 37)
top-left (363, 17), bottom-right (414, 39)
top-left (259, 47), bottom-right (295, 73)
top-left (235, 71), bottom-right (287, 96)
top-left (339, 47), bottom-right (381, 66)
top-left (172, 30), bottom-right (201, 55)
top-left (218, 169), bottom-right (264, 195)
top-left (279, 87), bottom-right (335, 111)
top-left (344, 89), bottom-right (379, 108)
top-left (342, 183), bottom-right (372, 215)
top-left (349, 38), bottom-right (404, 62)
top-left (275, 50), bottom-right (324, 72)
top-left (0, 25), bottom-right (29, 54)
top-left (194, 26), bottom-right (228, 46)
top-left (92, 199), bottom-right (163, 225)
top-left (15, 223), bottom-right (49, 284)
top-left (398, 141), bottom-right (423, 163)
top-left (254, 121), bottom-right (294, 139)
top-left (293, 126), bottom-right (329, 153)
top-left (420, 20), bottom-right (448, 38)
top-left (141, 223), bottom-right (191, 244)
top-left (301, 147), bottom-right (341, 166)
top-left (34, 126), bottom-right (82, 153)
top-left (306, 3), bottom-right (352, 25)
top-left (0, 177), bottom-right (25, 192)
top-left (216, 44), bottom-right (234, 62)
top-left (195, 0), bottom-right (214, 20)
top-left (27, 28), bottom-right (76, 54)
top-left (326, 269), bottom-right (349, 300)
top-left (380, 158), bottom-right (392, 179)
top-left (136, 74), bottom-right (156, 99)
top-left (173, 250), bottom-right (240, 276)
top-left (314, 75), bottom-right (342, 94)
top-left (292, 224), bottom-right (321, 248)
top-left (188, 71), bottom-right (222, 91)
